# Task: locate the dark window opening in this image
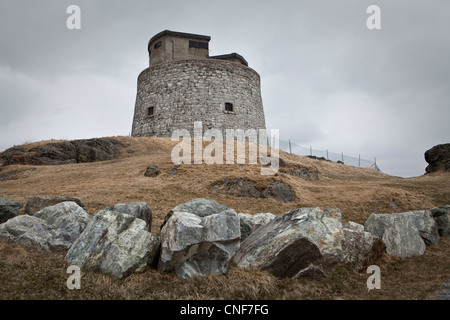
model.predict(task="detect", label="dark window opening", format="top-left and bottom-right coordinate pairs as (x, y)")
top-left (154, 41), bottom-right (162, 49)
top-left (225, 103), bottom-right (234, 112)
top-left (189, 40), bottom-right (209, 50)
top-left (148, 107), bottom-right (154, 116)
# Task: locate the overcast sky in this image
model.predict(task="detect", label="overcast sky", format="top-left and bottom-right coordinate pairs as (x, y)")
top-left (1, 0), bottom-right (449, 177)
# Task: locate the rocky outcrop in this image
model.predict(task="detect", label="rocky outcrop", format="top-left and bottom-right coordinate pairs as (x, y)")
top-left (211, 178), bottom-right (296, 202)
top-left (365, 210), bottom-right (439, 258)
top-left (233, 207), bottom-right (344, 279)
top-left (0, 202), bottom-right (89, 253)
top-left (0, 138), bottom-right (119, 166)
top-left (0, 197), bottom-right (23, 224)
top-left (431, 206), bottom-right (450, 238)
top-left (159, 199), bottom-right (240, 279)
top-left (425, 143), bottom-right (450, 173)
top-left (238, 212), bottom-right (276, 242)
top-left (341, 222), bottom-right (385, 270)
top-left (24, 195), bottom-right (88, 216)
top-left (65, 206), bottom-right (160, 279)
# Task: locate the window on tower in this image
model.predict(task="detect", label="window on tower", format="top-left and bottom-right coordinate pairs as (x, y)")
top-left (148, 107), bottom-right (154, 116)
top-left (225, 103), bottom-right (234, 112)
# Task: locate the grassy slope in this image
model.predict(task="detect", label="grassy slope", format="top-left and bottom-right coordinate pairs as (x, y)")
top-left (0, 136), bottom-right (449, 300)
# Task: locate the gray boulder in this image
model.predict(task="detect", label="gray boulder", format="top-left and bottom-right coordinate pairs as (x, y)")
top-left (0, 201), bottom-right (90, 253)
top-left (233, 207), bottom-right (344, 279)
top-left (106, 202), bottom-right (152, 231)
top-left (65, 208), bottom-right (160, 279)
top-left (341, 221), bottom-right (385, 270)
top-left (0, 197), bottom-right (23, 224)
top-left (160, 198), bottom-right (230, 229)
top-left (24, 195), bottom-right (88, 216)
top-left (431, 206), bottom-right (450, 238)
top-left (159, 208), bottom-right (240, 279)
top-left (238, 212), bottom-right (276, 242)
top-left (365, 210), bottom-right (439, 258)
top-left (33, 202), bottom-right (90, 246)
top-left (0, 215), bottom-right (69, 253)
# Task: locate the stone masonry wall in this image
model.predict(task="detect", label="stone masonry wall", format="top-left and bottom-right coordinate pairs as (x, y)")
top-left (131, 59), bottom-right (266, 137)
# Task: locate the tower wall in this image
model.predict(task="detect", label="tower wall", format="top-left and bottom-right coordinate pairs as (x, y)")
top-left (131, 58), bottom-right (266, 137)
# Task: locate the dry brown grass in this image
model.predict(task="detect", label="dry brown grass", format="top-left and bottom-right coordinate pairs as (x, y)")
top-left (0, 136), bottom-right (449, 300)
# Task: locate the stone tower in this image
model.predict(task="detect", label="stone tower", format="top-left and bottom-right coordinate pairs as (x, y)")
top-left (131, 30), bottom-right (266, 137)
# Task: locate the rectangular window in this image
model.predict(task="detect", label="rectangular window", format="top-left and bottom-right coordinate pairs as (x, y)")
top-left (225, 103), bottom-right (233, 112)
top-left (148, 107), bottom-right (154, 116)
top-left (154, 41), bottom-right (162, 49)
top-left (189, 40), bottom-right (209, 50)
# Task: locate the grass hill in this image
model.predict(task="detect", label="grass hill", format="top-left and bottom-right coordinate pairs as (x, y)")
top-left (0, 136), bottom-right (449, 299)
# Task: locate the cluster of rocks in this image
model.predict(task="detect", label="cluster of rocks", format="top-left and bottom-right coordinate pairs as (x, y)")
top-left (0, 196), bottom-right (449, 281)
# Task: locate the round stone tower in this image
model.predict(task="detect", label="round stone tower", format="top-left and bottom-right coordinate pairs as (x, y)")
top-left (131, 30), bottom-right (266, 137)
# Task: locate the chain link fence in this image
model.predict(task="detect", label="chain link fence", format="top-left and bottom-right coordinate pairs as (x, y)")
top-left (269, 137), bottom-right (381, 172)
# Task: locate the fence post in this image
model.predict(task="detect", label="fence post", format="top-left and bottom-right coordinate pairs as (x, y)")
top-left (341, 152), bottom-right (344, 163)
top-left (326, 149), bottom-right (329, 160)
top-left (289, 139), bottom-right (292, 154)
top-left (359, 154), bottom-right (361, 167)
top-left (310, 146), bottom-right (312, 156)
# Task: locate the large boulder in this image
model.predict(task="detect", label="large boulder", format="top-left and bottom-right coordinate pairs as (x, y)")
top-left (365, 210), bottom-right (439, 258)
top-left (33, 202), bottom-right (90, 246)
top-left (233, 207), bottom-right (344, 279)
top-left (65, 207), bottom-right (160, 279)
top-left (160, 198), bottom-right (229, 230)
top-left (0, 202), bottom-right (89, 253)
top-left (105, 202), bottom-right (152, 231)
top-left (238, 212), bottom-right (276, 242)
top-left (24, 195), bottom-right (88, 216)
top-left (0, 197), bottom-right (23, 224)
top-left (341, 222), bottom-right (385, 270)
top-left (425, 143), bottom-right (450, 173)
top-left (159, 201), bottom-right (240, 279)
top-left (430, 206), bottom-right (450, 238)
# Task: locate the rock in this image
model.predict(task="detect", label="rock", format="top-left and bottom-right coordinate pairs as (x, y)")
top-left (33, 202), bottom-right (90, 246)
top-left (431, 206), bottom-right (450, 238)
top-left (341, 222), bottom-right (385, 270)
top-left (0, 215), bottom-right (65, 253)
top-left (0, 197), bottom-right (23, 224)
top-left (233, 207), bottom-right (344, 279)
top-left (262, 181), bottom-right (296, 203)
top-left (160, 198), bottom-right (230, 229)
top-left (365, 210), bottom-right (439, 258)
top-left (106, 202), bottom-right (152, 231)
top-left (24, 195), bottom-right (88, 216)
top-left (425, 143), bottom-right (450, 173)
top-left (211, 177), bottom-right (262, 198)
top-left (211, 178), bottom-right (296, 202)
top-left (285, 166), bottom-right (319, 180)
top-left (65, 208), bottom-right (160, 279)
top-left (159, 207), bottom-right (240, 279)
top-left (238, 212), bottom-right (276, 242)
top-left (0, 201), bottom-right (89, 253)
top-left (168, 165), bottom-right (180, 176)
top-left (144, 164), bottom-right (160, 177)
top-left (0, 138), bottom-right (119, 166)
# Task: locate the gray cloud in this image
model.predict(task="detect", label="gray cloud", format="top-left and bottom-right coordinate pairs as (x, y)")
top-left (0, 0), bottom-right (449, 177)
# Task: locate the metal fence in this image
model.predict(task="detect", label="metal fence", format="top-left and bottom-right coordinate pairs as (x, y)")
top-left (269, 137), bottom-right (381, 172)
